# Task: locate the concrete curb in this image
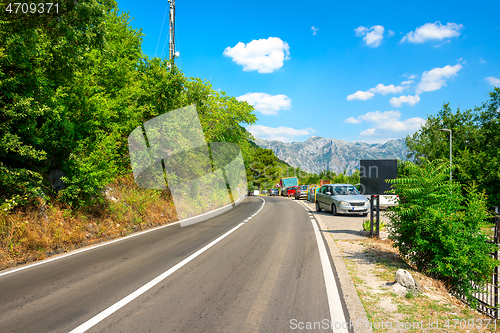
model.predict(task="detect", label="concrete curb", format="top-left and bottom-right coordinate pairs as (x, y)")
top-left (299, 200), bottom-right (373, 333)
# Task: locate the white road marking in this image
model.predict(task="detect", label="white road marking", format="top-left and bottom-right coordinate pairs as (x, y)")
top-left (0, 220), bottom-right (182, 278)
top-left (310, 218), bottom-right (348, 332)
top-left (0, 197), bottom-right (264, 278)
top-left (296, 200), bottom-right (348, 332)
top-left (69, 197), bottom-right (266, 333)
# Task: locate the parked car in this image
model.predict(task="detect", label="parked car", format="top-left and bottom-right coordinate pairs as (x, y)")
top-left (268, 188), bottom-right (279, 196)
top-left (281, 187), bottom-right (288, 197)
top-left (371, 194), bottom-right (399, 209)
top-left (294, 185), bottom-right (309, 200)
top-left (315, 184), bottom-right (370, 216)
top-left (247, 190), bottom-right (254, 196)
top-left (287, 186), bottom-right (297, 197)
top-left (354, 184), bottom-right (399, 209)
top-left (308, 185), bottom-right (320, 202)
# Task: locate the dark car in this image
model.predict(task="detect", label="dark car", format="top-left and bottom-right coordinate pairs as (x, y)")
top-left (268, 188), bottom-right (279, 196)
top-left (247, 190), bottom-right (254, 196)
top-left (294, 185), bottom-right (309, 200)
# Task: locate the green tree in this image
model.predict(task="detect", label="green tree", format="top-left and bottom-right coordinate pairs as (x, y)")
top-left (405, 88), bottom-right (500, 207)
top-left (0, 0), bottom-right (116, 207)
top-left (0, 1), bottom-right (257, 210)
top-left (387, 159), bottom-right (497, 300)
top-left (246, 147), bottom-right (280, 190)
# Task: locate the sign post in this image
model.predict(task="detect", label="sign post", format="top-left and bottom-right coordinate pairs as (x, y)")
top-left (360, 159), bottom-right (397, 238)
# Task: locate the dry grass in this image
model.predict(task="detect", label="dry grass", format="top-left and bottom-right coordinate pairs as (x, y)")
top-left (0, 174), bottom-right (177, 270)
top-left (337, 238), bottom-right (500, 332)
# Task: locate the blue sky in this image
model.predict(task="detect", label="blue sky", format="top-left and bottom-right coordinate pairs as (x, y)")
top-left (117, 0), bottom-right (500, 143)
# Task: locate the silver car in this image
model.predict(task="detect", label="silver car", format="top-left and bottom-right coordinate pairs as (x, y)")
top-left (315, 184), bottom-right (370, 216)
top-left (294, 185), bottom-right (309, 200)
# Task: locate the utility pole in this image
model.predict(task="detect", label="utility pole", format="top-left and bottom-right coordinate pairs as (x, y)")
top-left (438, 128), bottom-right (452, 181)
top-left (168, 0), bottom-right (175, 65)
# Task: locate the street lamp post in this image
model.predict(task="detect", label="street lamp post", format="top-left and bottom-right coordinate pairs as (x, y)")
top-left (438, 128), bottom-right (452, 181)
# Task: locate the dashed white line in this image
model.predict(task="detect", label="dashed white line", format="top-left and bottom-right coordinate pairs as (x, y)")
top-left (1, 197), bottom-right (265, 278)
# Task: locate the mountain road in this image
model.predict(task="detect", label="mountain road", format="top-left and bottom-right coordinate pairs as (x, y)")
top-left (0, 196), bottom-right (353, 332)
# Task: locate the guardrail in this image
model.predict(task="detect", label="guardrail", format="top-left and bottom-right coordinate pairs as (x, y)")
top-left (456, 206), bottom-right (500, 319)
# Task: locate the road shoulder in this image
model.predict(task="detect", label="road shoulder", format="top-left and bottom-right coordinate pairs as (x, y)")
top-left (296, 199), bottom-right (373, 333)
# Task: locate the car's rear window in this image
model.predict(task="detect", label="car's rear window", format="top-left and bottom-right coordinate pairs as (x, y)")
top-left (333, 186), bottom-right (359, 195)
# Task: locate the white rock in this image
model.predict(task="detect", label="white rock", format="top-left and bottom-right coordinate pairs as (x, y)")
top-left (392, 282), bottom-right (408, 297)
top-left (395, 269), bottom-right (416, 290)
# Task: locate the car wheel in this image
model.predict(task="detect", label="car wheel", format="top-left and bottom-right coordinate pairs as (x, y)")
top-left (332, 203), bottom-right (338, 216)
top-left (362, 213), bottom-right (368, 217)
top-left (316, 201), bottom-right (322, 212)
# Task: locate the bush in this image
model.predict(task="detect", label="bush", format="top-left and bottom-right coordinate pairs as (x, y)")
top-left (362, 219), bottom-right (385, 231)
top-left (387, 159), bottom-right (498, 300)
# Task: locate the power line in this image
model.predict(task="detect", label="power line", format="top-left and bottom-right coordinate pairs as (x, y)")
top-left (155, 2), bottom-right (169, 57)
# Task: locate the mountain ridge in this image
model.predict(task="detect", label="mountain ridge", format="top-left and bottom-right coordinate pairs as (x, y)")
top-left (253, 136), bottom-right (408, 174)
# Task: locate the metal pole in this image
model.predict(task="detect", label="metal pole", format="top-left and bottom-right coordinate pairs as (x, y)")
top-left (495, 207), bottom-right (499, 319)
top-left (168, 0), bottom-right (175, 65)
top-left (370, 195), bottom-right (374, 237)
top-left (438, 128), bottom-right (452, 181)
top-left (376, 195), bottom-right (380, 238)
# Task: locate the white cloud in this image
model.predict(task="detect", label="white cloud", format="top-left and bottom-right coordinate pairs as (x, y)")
top-left (311, 26), bottom-right (319, 35)
top-left (345, 117), bottom-right (362, 124)
top-left (376, 117), bottom-right (425, 132)
top-left (247, 125), bottom-right (315, 142)
top-left (433, 40), bottom-right (451, 48)
top-left (354, 26), bottom-right (367, 36)
top-left (355, 25), bottom-right (385, 47)
top-left (359, 110), bottom-right (402, 123)
top-left (354, 110), bottom-right (425, 139)
top-left (416, 64), bottom-right (462, 93)
top-left (347, 83), bottom-right (404, 101)
top-left (401, 22), bottom-right (463, 44)
top-left (390, 94), bottom-right (421, 107)
top-left (369, 84), bottom-right (404, 95)
top-left (388, 30), bottom-right (395, 37)
top-left (223, 37), bottom-right (290, 73)
top-left (237, 92), bottom-right (291, 116)
top-left (346, 90), bottom-right (375, 101)
top-left (485, 77), bottom-right (500, 86)
top-left (401, 80), bottom-right (414, 85)
top-left (360, 128), bottom-right (376, 136)
top-left (480, 58), bottom-right (486, 64)
top-left (407, 74), bottom-right (417, 80)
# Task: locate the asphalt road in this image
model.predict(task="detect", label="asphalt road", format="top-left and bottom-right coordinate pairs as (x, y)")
top-left (0, 196), bottom-right (348, 332)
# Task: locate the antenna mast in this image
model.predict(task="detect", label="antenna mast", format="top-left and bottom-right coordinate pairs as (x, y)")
top-left (168, 0), bottom-right (175, 65)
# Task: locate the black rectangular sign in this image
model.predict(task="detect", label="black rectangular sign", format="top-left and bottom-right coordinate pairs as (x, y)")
top-left (359, 159), bottom-right (397, 195)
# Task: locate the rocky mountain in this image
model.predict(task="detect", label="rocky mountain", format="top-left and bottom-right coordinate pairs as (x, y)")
top-left (253, 136), bottom-right (409, 174)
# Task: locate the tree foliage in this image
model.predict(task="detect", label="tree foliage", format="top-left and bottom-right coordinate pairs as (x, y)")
top-left (387, 159), bottom-right (497, 300)
top-left (0, 1), bottom-right (256, 210)
top-left (302, 169), bottom-right (360, 186)
top-left (405, 87), bottom-right (500, 208)
top-left (245, 145), bottom-right (282, 190)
